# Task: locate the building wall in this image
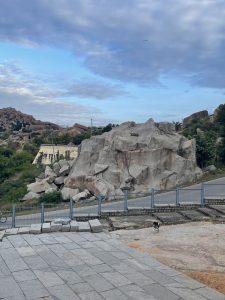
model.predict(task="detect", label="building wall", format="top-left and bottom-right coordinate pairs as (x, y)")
top-left (33, 144), bottom-right (78, 165)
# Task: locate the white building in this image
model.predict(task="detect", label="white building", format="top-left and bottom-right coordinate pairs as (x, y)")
top-left (33, 144), bottom-right (78, 165)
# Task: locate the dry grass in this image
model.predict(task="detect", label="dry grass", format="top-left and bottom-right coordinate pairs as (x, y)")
top-left (185, 271), bottom-right (225, 295)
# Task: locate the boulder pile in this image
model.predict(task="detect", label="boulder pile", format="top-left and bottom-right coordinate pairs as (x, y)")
top-left (24, 119), bottom-right (202, 202)
top-left (64, 119), bottom-right (202, 198)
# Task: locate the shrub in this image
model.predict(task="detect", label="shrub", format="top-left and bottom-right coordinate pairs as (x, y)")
top-left (39, 191), bottom-right (62, 203)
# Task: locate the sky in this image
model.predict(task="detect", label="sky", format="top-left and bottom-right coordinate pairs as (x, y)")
top-left (0, 0), bottom-right (225, 126)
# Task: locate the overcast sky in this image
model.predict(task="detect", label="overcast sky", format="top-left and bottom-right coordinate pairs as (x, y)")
top-left (0, 0), bottom-right (224, 126)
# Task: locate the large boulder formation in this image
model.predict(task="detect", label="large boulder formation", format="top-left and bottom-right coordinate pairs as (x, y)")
top-left (183, 110), bottom-right (209, 127)
top-left (65, 119), bottom-right (202, 198)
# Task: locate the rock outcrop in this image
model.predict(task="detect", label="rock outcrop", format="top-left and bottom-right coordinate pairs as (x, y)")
top-left (64, 119), bottom-right (202, 198)
top-left (183, 110), bottom-right (209, 127)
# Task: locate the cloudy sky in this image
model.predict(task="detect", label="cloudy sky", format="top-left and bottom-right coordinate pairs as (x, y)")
top-left (0, 0), bottom-right (225, 126)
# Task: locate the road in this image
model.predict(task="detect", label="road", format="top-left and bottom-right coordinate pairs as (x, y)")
top-left (2, 177), bottom-right (225, 227)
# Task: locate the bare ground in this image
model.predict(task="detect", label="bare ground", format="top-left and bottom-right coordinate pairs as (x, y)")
top-left (112, 222), bottom-right (225, 294)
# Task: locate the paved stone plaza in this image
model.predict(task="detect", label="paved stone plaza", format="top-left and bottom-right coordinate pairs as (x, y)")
top-left (0, 232), bottom-right (225, 300)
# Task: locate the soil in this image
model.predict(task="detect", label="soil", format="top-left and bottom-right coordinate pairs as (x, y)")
top-left (113, 222), bottom-right (225, 295)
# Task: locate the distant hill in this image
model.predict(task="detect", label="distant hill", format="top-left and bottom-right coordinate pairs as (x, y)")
top-left (0, 107), bottom-right (89, 149)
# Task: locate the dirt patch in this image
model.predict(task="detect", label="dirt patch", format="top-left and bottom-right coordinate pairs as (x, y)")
top-left (185, 271), bottom-right (225, 295)
top-left (114, 222), bottom-right (225, 295)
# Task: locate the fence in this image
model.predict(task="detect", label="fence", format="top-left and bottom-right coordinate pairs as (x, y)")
top-left (1, 182), bottom-right (225, 228)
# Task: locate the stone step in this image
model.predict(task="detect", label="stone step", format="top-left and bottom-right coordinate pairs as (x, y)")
top-left (18, 227), bottom-right (30, 234)
top-left (5, 228), bottom-right (19, 236)
top-left (153, 212), bottom-right (187, 224)
top-left (30, 224), bottom-right (42, 234)
top-left (70, 220), bottom-right (79, 232)
top-left (50, 222), bottom-right (62, 232)
top-left (62, 223), bottom-right (71, 232)
top-left (208, 205), bottom-right (225, 215)
top-left (42, 223), bottom-right (51, 233)
top-left (89, 219), bottom-right (103, 233)
top-left (0, 230), bottom-right (5, 241)
top-left (197, 207), bottom-right (225, 218)
top-left (179, 210), bottom-right (210, 221)
top-left (77, 221), bottom-right (91, 232)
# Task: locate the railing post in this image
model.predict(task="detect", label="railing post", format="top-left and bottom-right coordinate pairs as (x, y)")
top-left (69, 197), bottom-right (74, 219)
top-left (41, 203), bottom-right (45, 224)
top-left (176, 187), bottom-right (180, 206)
top-left (12, 204), bottom-right (16, 228)
top-left (124, 190), bottom-right (128, 212)
top-left (150, 188), bottom-right (155, 208)
top-left (201, 183), bottom-right (205, 207)
top-left (98, 195), bottom-right (102, 217)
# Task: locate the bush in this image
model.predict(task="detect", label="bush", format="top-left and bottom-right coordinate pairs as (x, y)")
top-left (39, 191), bottom-right (62, 203)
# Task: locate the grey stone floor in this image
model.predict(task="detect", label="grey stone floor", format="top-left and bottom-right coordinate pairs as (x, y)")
top-left (0, 232), bottom-right (225, 300)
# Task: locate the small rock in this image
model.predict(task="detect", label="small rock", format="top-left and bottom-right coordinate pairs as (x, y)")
top-left (61, 187), bottom-right (79, 201)
top-left (22, 192), bottom-right (40, 201)
top-left (59, 164), bottom-right (70, 176)
top-left (45, 166), bottom-right (56, 179)
top-left (205, 165), bottom-right (217, 172)
top-left (54, 176), bottom-right (66, 186)
top-left (72, 190), bottom-right (90, 202)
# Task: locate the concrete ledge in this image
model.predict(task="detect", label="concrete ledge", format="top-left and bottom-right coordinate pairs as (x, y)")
top-left (89, 219), bottom-right (103, 233)
top-left (50, 223), bottom-right (62, 232)
top-left (5, 228), bottom-right (19, 236)
top-left (42, 223), bottom-right (51, 233)
top-left (62, 223), bottom-right (71, 232)
top-left (18, 227), bottom-right (30, 234)
top-left (30, 224), bottom-right (42, 234)
top-left (0, 230), bottom-right (5, 241)
top-left (70, 220), bottom-right (79, 232)
top-left (78, 221), bottom-right (90, 232)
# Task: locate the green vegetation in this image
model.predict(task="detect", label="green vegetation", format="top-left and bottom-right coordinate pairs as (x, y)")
top-left (32, 123), bottom-right (117, 146)
top-left (0, 146), bottom-right (42, 205)
top-left (183, 104), bottom-right (225, 168)
top-left (39, 191), bottom-right (62, 203)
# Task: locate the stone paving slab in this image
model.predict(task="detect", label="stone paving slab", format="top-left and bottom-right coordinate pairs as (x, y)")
top-left (0, 232), bottom-right (224, 300)
top-left (180, 210), bottom-right (210, 221)
top-left (153, 212), bottom-right (187, 224)
top-left (208, 205), bottom-right (225, 215)
top-left (198, 207), bottom-right (225, 218)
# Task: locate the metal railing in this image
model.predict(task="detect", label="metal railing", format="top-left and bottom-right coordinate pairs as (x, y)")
top-left (1, 182), bottom-right (225, 228)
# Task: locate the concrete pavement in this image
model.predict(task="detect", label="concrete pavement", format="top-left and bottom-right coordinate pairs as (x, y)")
top-left (1, 231), bottom-right (225, 299)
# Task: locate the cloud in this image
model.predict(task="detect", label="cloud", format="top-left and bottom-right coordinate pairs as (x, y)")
top-left (0, 62), bottom-right (109, 126)
top-left (1, 1), bottom-right (225, 88)
top-left (64, 79), bottom-right (127, 100)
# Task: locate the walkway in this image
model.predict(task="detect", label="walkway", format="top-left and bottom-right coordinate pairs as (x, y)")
top-left (0, 232), bottom-right (224, 300)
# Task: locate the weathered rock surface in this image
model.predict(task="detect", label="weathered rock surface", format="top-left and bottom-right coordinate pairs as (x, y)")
top-left (54, 176), bottom-right (66, 186)
top-left (183, 110), bottom-right (209, 127)
top-left (22, 191), bottom-right (41, 201)
top-left (61, 187), bottom-right (79, 201)
top-left (72, 189), bottom-right (90, 202)
top-left (27, 180), bottom-right (57, 194)
top-left (205, 165), bottom-right (217, 172)
top-left (65, 119), bottom-right (202, 198)
top-left (59, 164), bottom-right (70, 176)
